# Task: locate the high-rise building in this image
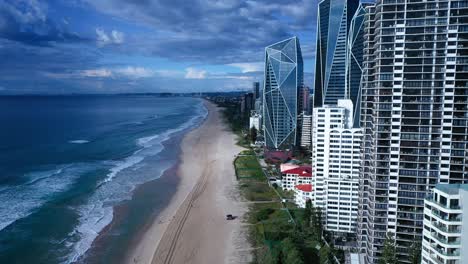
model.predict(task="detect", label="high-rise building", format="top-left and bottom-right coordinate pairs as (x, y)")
top-left (422, 184), bottom-right (467, 264)
top-left (301, 86), bottom-right (311, 113)
top-left (263, 36), bottom-right (304, 149)
top-left (358, 1), bottom-right (468, 263)
top-left (313, 0), bottom-right (360, 109)
top-left (240, 92), bottom-right (254, 115)
top-left (300, 112), bottom-right (312, 149)
top-left (253, 81), bottom-right (260, 100)
top-left (346, 3), bottom-right (371, 127)
top-left (312, 99), bottom-right (362, 235)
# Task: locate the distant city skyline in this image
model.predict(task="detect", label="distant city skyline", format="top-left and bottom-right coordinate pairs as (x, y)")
top-left (0, 0), bottom-right (316, 94)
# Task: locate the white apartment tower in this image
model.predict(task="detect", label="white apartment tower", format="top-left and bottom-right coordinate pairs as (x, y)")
top-left (358, 0), bottom-right (468, 263)
top-left (300, 113), bottom-right (312, 149)
top-left (422, 184), bottom-right (468, 264)
top-left (312, 99), bottom-right (362, 234)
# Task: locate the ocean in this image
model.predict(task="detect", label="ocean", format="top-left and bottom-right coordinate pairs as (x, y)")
top-left (0, 95), bottom-right (207, 263)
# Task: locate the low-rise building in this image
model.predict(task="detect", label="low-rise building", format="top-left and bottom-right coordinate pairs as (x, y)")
top-left (294, 184), bottom-right (313, 208)
top-left (281, 166), bottom-right (312, 191)
top-left (280, 163), bottom-right (300, 173)
top-left (422, 184), bottom-right (468, 264)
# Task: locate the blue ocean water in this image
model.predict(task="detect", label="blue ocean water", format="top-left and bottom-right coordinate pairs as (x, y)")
top-left (0, 95), bottom-right (207, 263)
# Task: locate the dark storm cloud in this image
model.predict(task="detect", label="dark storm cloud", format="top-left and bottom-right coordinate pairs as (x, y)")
top-left (0, 0), bottom-right (88, 46)
top-left (85, 0), bottom-right (315, 63)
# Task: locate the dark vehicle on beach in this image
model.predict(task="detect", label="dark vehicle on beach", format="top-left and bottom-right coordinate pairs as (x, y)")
top-left (226, 214), bottom-right (235, 220)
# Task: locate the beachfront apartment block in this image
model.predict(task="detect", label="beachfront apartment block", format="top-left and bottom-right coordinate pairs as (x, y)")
top-left (294, 184), bottom-right (313, 208)
top-left (312, 99), bottom-right (361, 234)
top-left (422, 184), bottom-right (468, 264)
top-left (281, 166), bottom-right (312, 191)
top-left (357, 0), bottom-right (468, 262)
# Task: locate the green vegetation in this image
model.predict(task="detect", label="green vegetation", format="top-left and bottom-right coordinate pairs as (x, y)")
top-left (410, 240), bottom-right (422, 264)
top-left (213, 100), bottom-right (251, 147)
top-left (234, 152), bottom-right (338, 264)
top-left (235, 155), bottom-right (264, 180)
top-left (379, 233), bottom-right (397, 264)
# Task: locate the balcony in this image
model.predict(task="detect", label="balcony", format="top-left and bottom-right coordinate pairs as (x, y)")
top-left (427, 198), bottom-right (461, 210)
top-left (430, 243), bottom-right (461, 257)
top-left (432, 222), bottom-right (461, 234)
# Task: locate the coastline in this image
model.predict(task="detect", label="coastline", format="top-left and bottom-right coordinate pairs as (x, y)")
top-left (126, 100), bottom-right (251, 264)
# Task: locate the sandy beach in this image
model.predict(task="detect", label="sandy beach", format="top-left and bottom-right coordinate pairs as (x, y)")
top-left (127, 100), bottom-right (251, 264)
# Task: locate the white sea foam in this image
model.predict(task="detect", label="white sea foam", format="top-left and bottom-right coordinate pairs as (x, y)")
top-left (69, 140), bottom-right (90, 144)
top-left (0, 165), bottom-right (89, 232)
top-left (64, 100), bottom-right (208, 263)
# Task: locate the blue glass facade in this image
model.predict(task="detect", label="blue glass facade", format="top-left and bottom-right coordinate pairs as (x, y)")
top-left (314, 0), bottom-right (360, 109)
top-left (263, 37), bottom-right (303, 149)
top-left (346, 3), bottom-right (370, 127)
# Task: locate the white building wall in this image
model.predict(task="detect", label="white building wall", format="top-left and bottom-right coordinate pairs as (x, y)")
top-left (312, 99), bottom-right (362, 234)
top-left (295, 188), bottom-right (313, 208)
top-left (422, 184), bottom-right (468, 264)
top-left (300, 113), bottom-right (312, 148)
top-left (249, 113), bottom-right (262, 130)
top-left (282, 174), bottom-right (312, 191)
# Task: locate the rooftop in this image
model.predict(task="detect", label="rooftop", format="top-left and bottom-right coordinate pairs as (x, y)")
top-left (295, 184), bottom-right (312, 192)
top-left (435, 184), bottom-right (468, 195)
top-left (283, 166), bottom-right (312, 177)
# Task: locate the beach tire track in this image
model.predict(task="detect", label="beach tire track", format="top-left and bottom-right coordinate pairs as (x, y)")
top-left (152, 160), bottom-right (214, 264)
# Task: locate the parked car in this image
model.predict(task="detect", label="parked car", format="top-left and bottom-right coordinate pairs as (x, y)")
top-left (226, 214), bottom-right (235, 220)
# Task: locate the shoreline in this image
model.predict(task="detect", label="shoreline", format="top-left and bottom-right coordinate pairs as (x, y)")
top-left (80, 99), bottom-right (207, 264)
top-left (126, 100), bottom-right (251, 264)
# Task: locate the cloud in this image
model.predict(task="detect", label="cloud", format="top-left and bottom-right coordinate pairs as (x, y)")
top-left (76, 66), bottom-right (176, 79)
top-left (85, 0), bottom-right (315, 64)
top-left (0, 0), bottom-right (87, 46)
top-left (116, 66), bottom-right (154, 78)
top-left (81, 69), bottom-right (113, 77)
top-left (111, 30), bottom-right (124, 44)
top-left (228, 62), bottom-right (263, 73)
top-left (96, 28), bottom-right (124, 46)
top-left (185, 67), bottom-right (207, 79)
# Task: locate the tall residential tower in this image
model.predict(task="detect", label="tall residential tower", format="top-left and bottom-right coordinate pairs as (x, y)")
top-left (312, 99), bottom-right (362, 234)
top-left (358, 0), bottom-right (468, 263)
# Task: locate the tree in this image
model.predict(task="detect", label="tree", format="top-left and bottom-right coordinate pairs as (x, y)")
top-left (410, 240), bottom-right (422, 264)
top-left (379, 233), bottom-right (397, 264)
top-left (327, 244), bottom-right (336, 264)
top-left (281, 238), bottom-right (304, 264)
top-left (250, 126), bottom-right (258, 143)
top-left (302, 199), bottom-right (312, 229)
top-left (315, 207), bottom-right (324, 242)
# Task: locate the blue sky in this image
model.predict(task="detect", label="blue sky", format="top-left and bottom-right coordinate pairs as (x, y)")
top-left (0, 0), bottom-right (316, 94)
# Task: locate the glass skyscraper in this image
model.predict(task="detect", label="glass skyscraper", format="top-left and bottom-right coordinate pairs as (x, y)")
top-left (263, 37), bottom-right (304, 149)
top-left (314, 0), bottom-right (360, 110)
top-left (346, 3), bottom-right (371, 127)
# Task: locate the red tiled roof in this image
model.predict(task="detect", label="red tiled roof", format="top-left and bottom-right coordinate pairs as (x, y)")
top-left (283, 166), bottom-right (312, 177)
top-left (295, 184), bottom-right (312, 192)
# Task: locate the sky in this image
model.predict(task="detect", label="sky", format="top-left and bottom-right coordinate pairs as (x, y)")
top-left (0, 0), bottom-right (317, 94)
